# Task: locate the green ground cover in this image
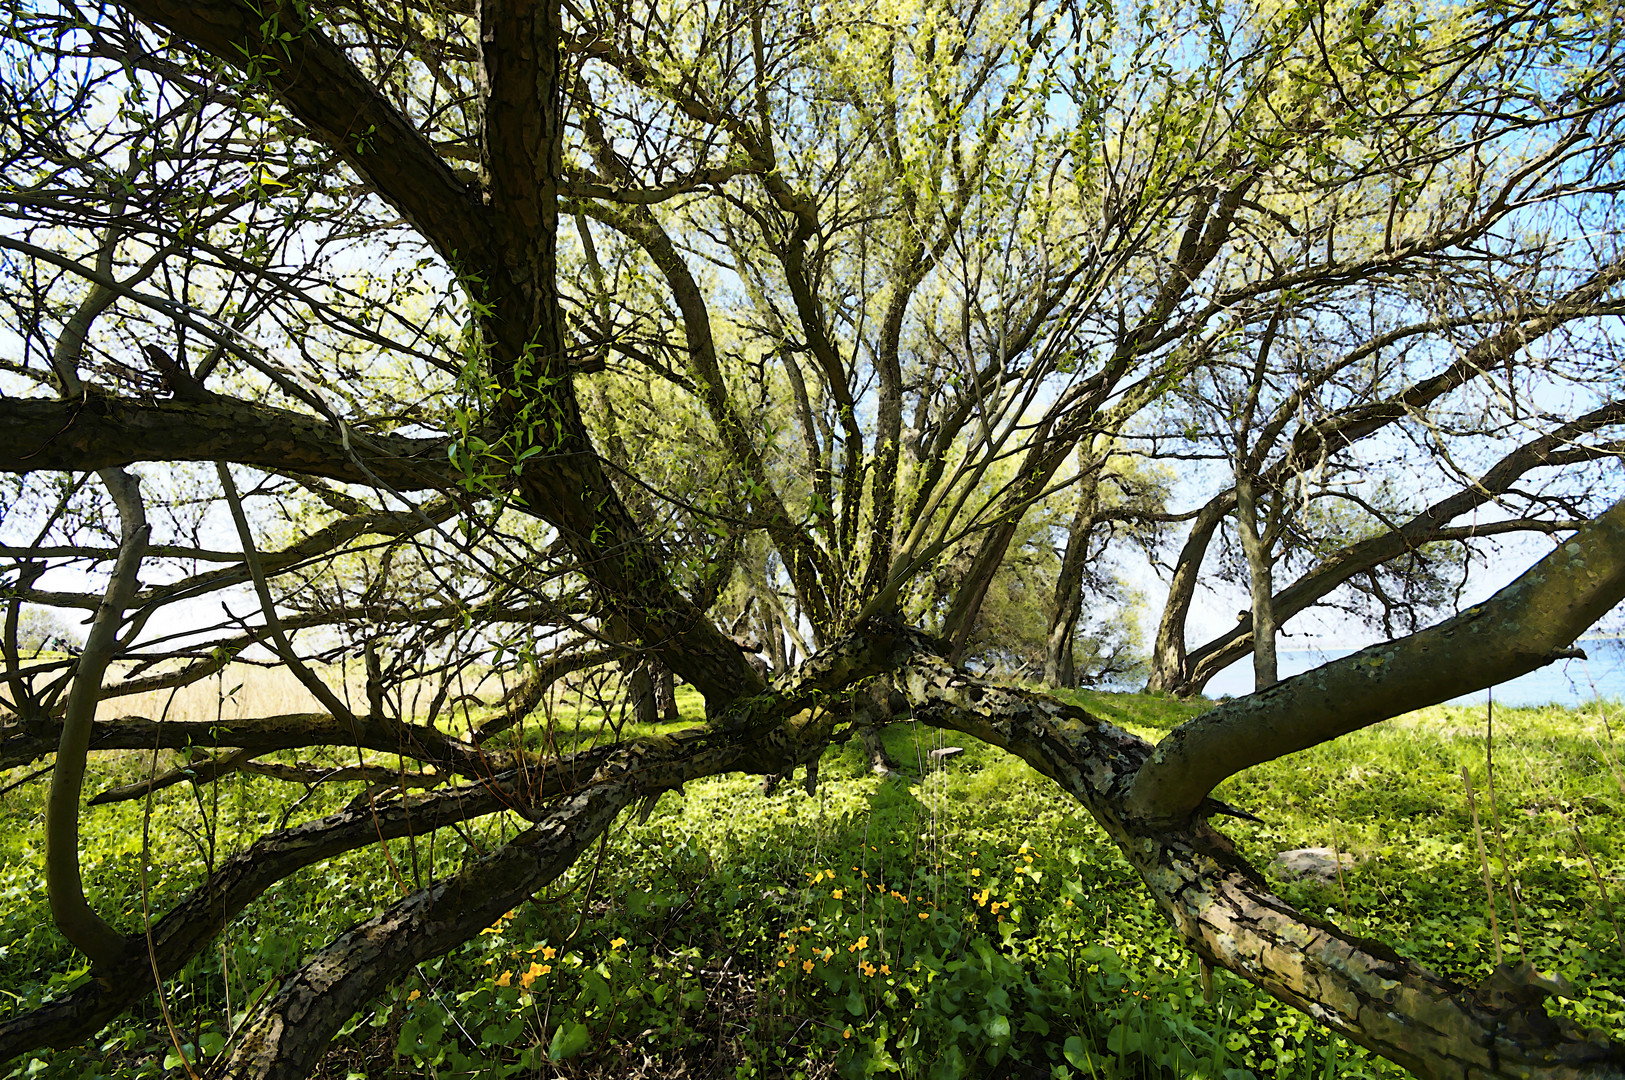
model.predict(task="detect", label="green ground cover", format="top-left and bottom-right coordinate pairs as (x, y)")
top-left (1, 690), bottom-right (1621, 1079)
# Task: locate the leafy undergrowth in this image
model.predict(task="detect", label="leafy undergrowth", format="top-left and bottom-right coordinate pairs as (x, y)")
top-left (1, 690), bottom-right (1622, 1079)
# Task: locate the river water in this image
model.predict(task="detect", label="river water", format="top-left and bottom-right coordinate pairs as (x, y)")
top-left (1204, 637), bottom-right (1625, 706)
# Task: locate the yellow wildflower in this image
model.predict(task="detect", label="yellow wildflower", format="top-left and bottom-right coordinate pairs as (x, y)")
top-left (520, 962), bottom-right (544, 989)
top-left (495, 971), bottom-right (512, 987)
top-left (610, 937), bottom-right (627, 949)
top-left (802, 959), bottom-right (814, 973)
top-left (407, 989), bottom-right (420, 1001)
top-left (856, 935), bottom-right (869, 950)
top-left (832, 889), bottom-right (844, 900)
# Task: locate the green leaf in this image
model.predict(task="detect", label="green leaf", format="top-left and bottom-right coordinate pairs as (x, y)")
top-left (548, 1020), bottom-right (591, 1061)
top-left (1063, 1035), bottom-right (1094, 1070)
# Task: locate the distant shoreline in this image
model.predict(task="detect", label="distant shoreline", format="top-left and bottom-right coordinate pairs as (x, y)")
top-left (1206, 638), bottom-right (1624, 707)
top-left (1273, 636), bottom-right (1624, 652)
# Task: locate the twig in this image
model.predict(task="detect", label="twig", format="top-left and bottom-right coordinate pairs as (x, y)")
top-left (142, 688), bottom-right (202, 1080)
top-left (1330, 824), bottom-right (1352, 921)
top-left (0, 762), bottom-right (54, 799)
top-left (1461, 767), bottom-right (1503, 964)
top-left (1562, 811), bottom-right (1625, 959)
top-left (214, 463), bottom-right (358, 728)
top-left (1482, 693), bottom-right (1526, 959)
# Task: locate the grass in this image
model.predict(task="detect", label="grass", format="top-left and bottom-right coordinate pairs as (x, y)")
top-left (0, 681), bottom-right (1621, 1079)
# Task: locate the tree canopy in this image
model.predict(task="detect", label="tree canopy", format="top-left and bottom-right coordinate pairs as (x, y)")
top-left (2, 0), bottom-right (1625, 1074)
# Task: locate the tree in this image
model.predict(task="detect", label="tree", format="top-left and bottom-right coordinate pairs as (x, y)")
top-left (2, 0), bottom-right (1625, 1076)
top-left (1041, 440), bottom-right (1172, 689)
top-left (6, 607), bottom-right (82, 656)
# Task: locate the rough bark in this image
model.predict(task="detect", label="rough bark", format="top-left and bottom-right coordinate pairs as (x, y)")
top-left (192, 661), bottom-right (886, 1077)
top-left (0, 626), bottom-right (911, 1069)
top-left (899, 646), bottom-right (1625, 1080)
top-left (0, 771), bottom-right (548, 1059)
top-left (628, 661), bottom-right (658, 726)
top-left (655, 662), bottom-right (679, 722)
top-left (7, 601), bottom-right (1625, 1078)
top-left (218, 782), bottom-right (632, 1079)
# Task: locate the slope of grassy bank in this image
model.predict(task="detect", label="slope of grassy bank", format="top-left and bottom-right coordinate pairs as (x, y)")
top-left (1, 688), bottom-right (1621, 1079)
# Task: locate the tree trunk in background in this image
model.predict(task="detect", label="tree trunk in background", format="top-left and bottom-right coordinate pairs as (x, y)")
top-left (654, 661), bottom-right (679, 722)
top-left (628, 662), bottom-right (657, 726)
top-left (1234, 476), bottom-right (1278, 690)
top-left (1145, 495), bottom-right (1232, 694)
top-left (1044, 467), bottom-right (1101, 688)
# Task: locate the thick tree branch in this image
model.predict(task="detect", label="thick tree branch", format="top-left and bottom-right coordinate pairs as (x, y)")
top-left (898, 647), bottom-right (1624, 1079)
top-left (1129, 495), bottom-right (1625, 825)
top-left (45, 471), bottom-right (147, 967)
top-left (1184, 405), bottom-right (1624, 692)
top-left (0, 764), bottom-right (591, 1059)
top-left (117, 0), bottom-right (490, 271)
top-left (181, 694), bottom-right (865, 1077)
top-left (0, 393), bottom-right (452, 491)
top-left (217, 781), bottom-right (631, 1079)
top-left (1, 712), bottom-right (510, 778)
